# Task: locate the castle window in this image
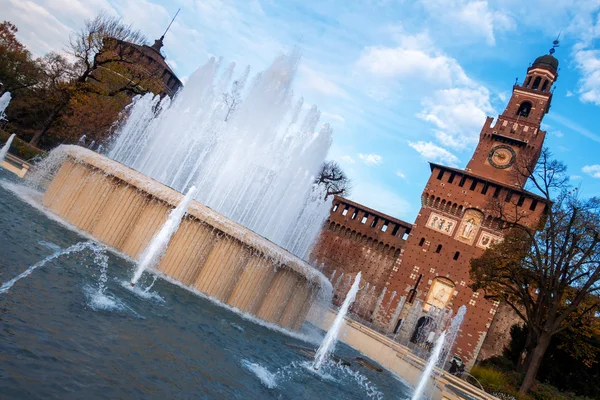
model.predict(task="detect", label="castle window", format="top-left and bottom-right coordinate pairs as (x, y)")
top-left (402, 232), bottom-right (409, 240)
top-left (381, 222), bottom-right (389, 232)
top-left (532, 76), bottom-right (542, 90)
top-left (419, 238), bottom-right (425, 246)
top-left (481, 182), bottom-right (489, 195)
top-left (371, 216), bottom-right (379, 228)
top-left (493, 186), bottom-right (502, 198)
top-left (437, 169), bottom-right (444, 180)
top-left (342, 206), bottom-right (349, 216)
top-left (361, 213), bottom-right (369, 224)
top-left (391, 224), bottom-right (400, 236)
top-left (435, 244), bottom-right (442, 253)
top-left (517, 101), bottom-right (532, 117)
top-left (448, 173), bottom-right (456, 184)
top-left (529, 199), bottom-right (538, 211)
top-left (525, 76), bottom-right (532, 88)
top-left (469, 179), bottom-right (478, 191)
top-left (505, 190), bottom-right (513, 202)
top-left (453, 251), bottom-right (460, 260)
top-left (332, 203), bottom-right (339, 212)
top-left (351, 209), bottom-right (358, 219)
top-left (541, 79), bottom-right (549, 92)
top-left (517, 195), bottom-right (525, 207)
top-left (458, 176), bottom-right (466, 187)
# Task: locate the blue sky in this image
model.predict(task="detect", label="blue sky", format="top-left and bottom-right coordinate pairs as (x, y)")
top-left (3, 0), bottom-right (600, 222)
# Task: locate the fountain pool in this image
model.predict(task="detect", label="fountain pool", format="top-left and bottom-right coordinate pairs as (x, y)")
top-left (0, 170), bottom-right (412, 399)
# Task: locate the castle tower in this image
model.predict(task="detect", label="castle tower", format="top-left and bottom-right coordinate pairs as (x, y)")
top-left (466, 51), bottom-right (558, 186)
top-left (375, 46), bottom-right (559, 368)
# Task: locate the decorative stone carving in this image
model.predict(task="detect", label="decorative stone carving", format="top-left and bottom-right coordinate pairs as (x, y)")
top-left (455, 209), bottom-right (483, 245)
top-left (476, 231), bottom-right (503, 249)
top-left (425, 212), bottom-right (457, 236)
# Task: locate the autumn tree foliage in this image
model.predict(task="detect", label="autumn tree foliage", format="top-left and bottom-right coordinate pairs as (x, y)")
top-left (470, 149), bottom-right (600, 394)
top-left (1, 14), bottom-right (168, 149)
top-left (0, 21), bottom-right (42, 94)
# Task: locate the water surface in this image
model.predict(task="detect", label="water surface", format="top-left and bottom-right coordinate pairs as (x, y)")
top-left (0, 170), bottom-right (411, 399)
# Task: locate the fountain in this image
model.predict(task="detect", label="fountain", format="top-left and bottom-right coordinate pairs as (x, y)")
top-left (108, 53), bottom-right (332, 259)
top-left (0, 91), bottom-right (10, 119)
top-left (0, 133), bottom-right (15, 164)
top-left (27, 53), bottom-right (334, 330)
top-left (0, 241), bottom-right (102, 294)
top-left (412, 331), bottom-right (447, 400)
top-left (313, 272), bottom-right (361, 370)
top-left (130, 185), bottom-right (197, 285)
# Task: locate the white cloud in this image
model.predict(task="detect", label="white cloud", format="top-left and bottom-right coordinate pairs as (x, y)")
top-left (566, 90), bottom-right (574, 97)
top-left (570, 175), bottom-right (583, 181)
top-left (358, 30), bottom-right (493, 151)
top-left (419, 86), bottom-right (494, 149)
top-left (551, 130), bottom-right (564, 138)
top-left (419, 0), bottom-right (515, 45)
top-left (165, 58), bottom-right (178, 71)
top-left (299, 65), bottom-right (347, 98)
top-left (356, 33), bottom-right (470, 87)
top-left (582, 165), bottom-right (600, 179)
top-left (341, 155), bottom-right (356, 164)
top-left (408, 141), bottom-right (460, 166)
top-left (358, 153), bottom-right (383, 166)
top-left (396, 171), bottom-right (406, 179)
top-left (574, 49), bottom-right (600, 105)
top-left (547, 113), bottom-right (600, 144)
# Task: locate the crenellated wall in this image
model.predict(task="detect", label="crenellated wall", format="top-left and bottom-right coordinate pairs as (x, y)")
top-left (41, 145), bottom-right (331, 330)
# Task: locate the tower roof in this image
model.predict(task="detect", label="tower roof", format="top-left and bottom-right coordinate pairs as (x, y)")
top-left (532, 54), bottom-right (559, 71)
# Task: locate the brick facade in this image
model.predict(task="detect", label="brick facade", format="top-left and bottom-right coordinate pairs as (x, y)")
top-left (312, 51), bottom-right (559, 368)
top-left (309, 197), bottom-right (412, 317)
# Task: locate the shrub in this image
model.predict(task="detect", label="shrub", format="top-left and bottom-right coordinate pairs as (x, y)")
top-left (480, 355), bottom-right (516, 372)
top-left (529, 382), bottom-right (569, 400)
top-left (470, 366), bottom-right (509, 393)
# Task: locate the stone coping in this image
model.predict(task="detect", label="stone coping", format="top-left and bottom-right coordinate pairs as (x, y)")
top-left (56, 145), bottom-right (331, 291)
top-left (338, 315), bottom-right (497, 400)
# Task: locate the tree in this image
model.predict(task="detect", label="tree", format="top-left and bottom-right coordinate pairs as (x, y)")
top-left (500, 320), bottom-right (600, 399)
top-left (0, 21), bottom-right (42, 94)
top-left (29, 12), bottom-right (165, 146)
top-left (470, 148), bottom-right (600, 394)
top-left (315, 161), bottom-right (352, 200)
top-left (69, 12), bottom-right (147, 84)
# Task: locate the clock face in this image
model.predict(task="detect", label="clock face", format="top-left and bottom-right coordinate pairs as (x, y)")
top-left (488, 145), bottom-right (516, 169)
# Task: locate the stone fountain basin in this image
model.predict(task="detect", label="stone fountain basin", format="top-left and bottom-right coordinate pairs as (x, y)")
top-left (41, 145), bottom-right (332, 330)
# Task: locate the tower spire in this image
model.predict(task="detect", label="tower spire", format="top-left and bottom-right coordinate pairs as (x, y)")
top-left (549, 31), bottom-right (561, 55)
top-left (150, 9), bottom-right (181, 55)
top-left (161, 8), bottom-right (180, 41)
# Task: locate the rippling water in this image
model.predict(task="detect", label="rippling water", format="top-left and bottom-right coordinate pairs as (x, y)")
top-left (0, 170), bottom-right (411, 399)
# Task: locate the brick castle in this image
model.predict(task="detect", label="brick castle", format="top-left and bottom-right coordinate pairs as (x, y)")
top-left (310, 49), bottom-right (559, 368)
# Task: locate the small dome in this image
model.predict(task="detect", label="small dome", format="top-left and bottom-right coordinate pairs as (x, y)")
top-left (532, 54), bottom-right (559, 71)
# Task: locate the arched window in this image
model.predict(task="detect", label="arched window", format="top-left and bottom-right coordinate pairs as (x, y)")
top-left (525, 76), bottom-right (532, 88)
top-left (541, 79), bottom-right (549, 92)
top-left (532, 76), bottom-right (542, 90)
top-left (419, 238), bottom-right (425, 246)
top-left (435, 244), bottom-right (442, 253)
top-left (517, 101), bottom-right (532, 117)
top-left (453, 251), bottom-right (460, 260)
